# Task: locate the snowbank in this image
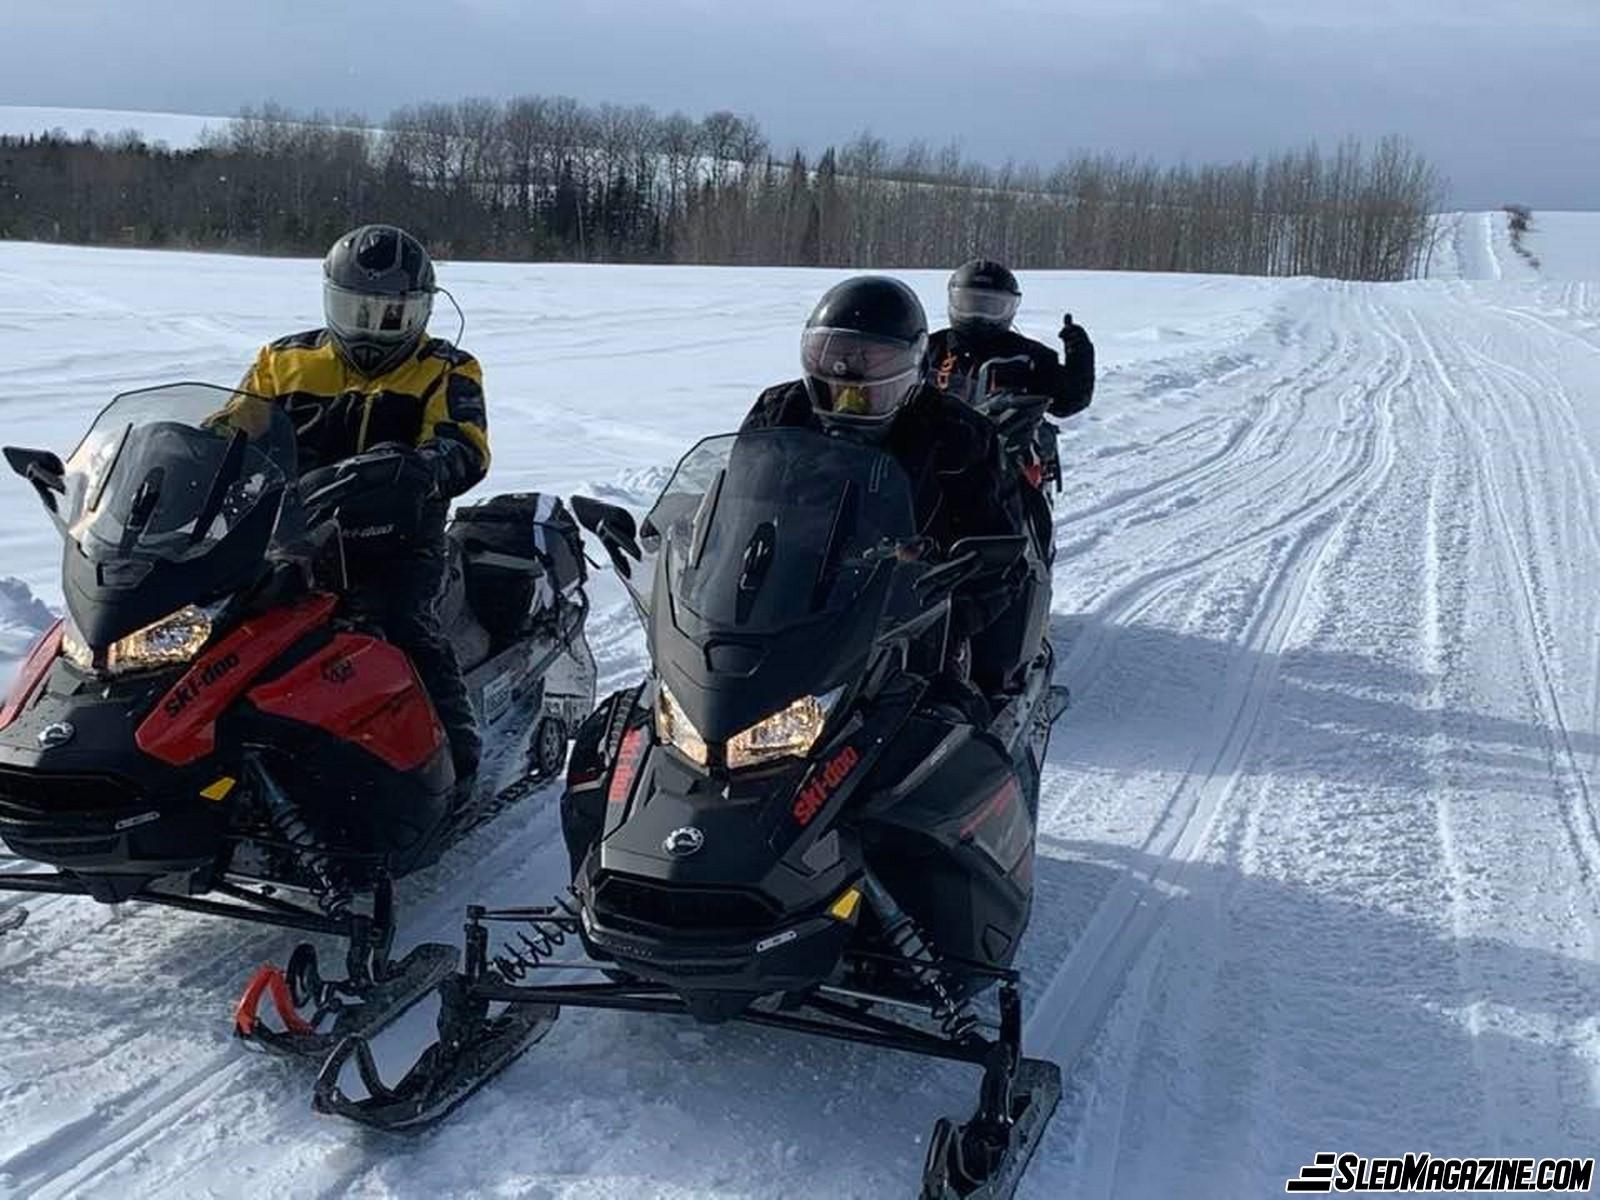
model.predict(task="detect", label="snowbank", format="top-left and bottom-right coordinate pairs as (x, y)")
top-left (0, 577), bottom-right (54, 689)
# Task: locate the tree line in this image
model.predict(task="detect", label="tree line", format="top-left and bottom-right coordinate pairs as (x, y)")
top-left (0, 97), bottom-right (1443, 281)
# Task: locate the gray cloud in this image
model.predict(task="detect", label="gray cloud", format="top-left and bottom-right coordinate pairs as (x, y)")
top-left (3, 0), bottom-right (1594, 207)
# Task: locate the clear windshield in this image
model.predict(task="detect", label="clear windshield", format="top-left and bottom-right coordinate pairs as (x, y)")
top-left (58, 383), bottom-right (295, 564)
top-left (636, 428), bottom-right (916, 634)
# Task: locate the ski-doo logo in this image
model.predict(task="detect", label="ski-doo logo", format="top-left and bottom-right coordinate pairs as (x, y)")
top-left (1285, 1152), bottom-right (1594, 1193)
top-left (792, 745), bottom-right (861, 827)
top-left (162, 653), bottom-right (242, 719)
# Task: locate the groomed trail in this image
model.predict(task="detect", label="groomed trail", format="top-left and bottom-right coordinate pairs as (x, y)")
top-left (0, 214), bottom-right (1597, 1198)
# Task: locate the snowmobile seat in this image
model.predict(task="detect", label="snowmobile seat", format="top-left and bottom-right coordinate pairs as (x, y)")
top-left (440, 537), bottom-right (493, 672)
top-left (448, 494), bottom-right (586, 641)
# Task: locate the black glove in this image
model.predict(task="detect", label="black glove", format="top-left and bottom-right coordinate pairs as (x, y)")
top-left (1054, 313), bottom-right (1096, 416)
top-left (1059, 312), bottom-right (1093, 361)
top-left (317, 445), bottom-right (440, 558)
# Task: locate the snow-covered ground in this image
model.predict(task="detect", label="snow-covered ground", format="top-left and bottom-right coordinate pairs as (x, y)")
top-left (0, 215), bottom-right (1598, 1197)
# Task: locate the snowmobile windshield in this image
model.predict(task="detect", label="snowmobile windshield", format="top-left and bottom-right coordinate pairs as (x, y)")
top-left (643, 427), bottom-right (916, 634)
top-left (635, 427), bottom-right (919, 742)
top-left (57, 383), bottom-right (295, 565)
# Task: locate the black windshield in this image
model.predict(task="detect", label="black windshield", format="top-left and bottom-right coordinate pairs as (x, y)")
top-left (46, 383), bottom-right (297, 648)
top-left (645, 428), bottom-right (915, 634)
top-left (640, 428), bottom-right (918, 741)
top-left (60, 383), bottom-right (295, 564)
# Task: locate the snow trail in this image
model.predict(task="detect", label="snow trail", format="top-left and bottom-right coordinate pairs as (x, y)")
top-left (0, 230), bottom-right (1597, 1197)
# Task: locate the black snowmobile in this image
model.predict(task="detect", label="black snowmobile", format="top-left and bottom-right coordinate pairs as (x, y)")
top-left (0, 382), bottom-right (596, 1055)
top-left (315, 425), bottom-right (1068, 1199)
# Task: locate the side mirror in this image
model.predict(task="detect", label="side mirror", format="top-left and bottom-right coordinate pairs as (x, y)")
top-left (570, 495), bottom-right (642, 578)
top-left (4, 446), bottom-right (66, 513)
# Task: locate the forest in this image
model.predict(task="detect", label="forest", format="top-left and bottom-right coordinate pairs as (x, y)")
top-left (0, 97), bottom-right (1444, 280)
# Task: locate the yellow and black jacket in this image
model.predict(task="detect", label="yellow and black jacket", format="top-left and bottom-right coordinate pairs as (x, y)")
top-left (240, 328), bottom-right (490, 498)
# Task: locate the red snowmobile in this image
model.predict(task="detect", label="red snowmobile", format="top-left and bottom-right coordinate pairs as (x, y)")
top-left (0, 382), bottom-right (595, 1053)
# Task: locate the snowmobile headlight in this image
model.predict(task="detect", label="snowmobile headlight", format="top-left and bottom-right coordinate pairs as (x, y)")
top-left (725, 689), bottom-right (841, 771)
top-left (104, 605), bottom-right (214, 675)
top-left (60, 620), bottom-right (94, 671)
top-left (655, 681), bottom-right (708, 767)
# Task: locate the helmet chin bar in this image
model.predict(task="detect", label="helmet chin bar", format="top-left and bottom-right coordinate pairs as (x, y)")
top-left (333, 331), bottom-right (422, 378)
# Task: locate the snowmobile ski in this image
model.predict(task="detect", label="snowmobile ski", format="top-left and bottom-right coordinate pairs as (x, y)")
top-left (920, 1053), bottom-right (1062, 1200)
top-left (313, 979), bottom-right (558, 1130)
top-left (235, 941), bottom-right (459, 1058)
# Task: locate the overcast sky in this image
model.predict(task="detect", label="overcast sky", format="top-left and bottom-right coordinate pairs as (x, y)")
top-left (4, 0), bottom-right (1595, 208)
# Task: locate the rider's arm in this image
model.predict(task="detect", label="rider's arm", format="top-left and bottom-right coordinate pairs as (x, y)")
top-left (416, 351), bottom-right (490, 498)
top-left (1042, 318), bottom-right (1095, 418)
top-left (238, 344), bottom-right (275, 397)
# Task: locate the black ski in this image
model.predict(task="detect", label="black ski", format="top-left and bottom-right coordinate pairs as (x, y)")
top-left (314, 986), bottom-right (558, 1130)
top-left (920, 1055), bottom-right (1062, 1200)
top-left (236, 942), bottom-right (459, 1058)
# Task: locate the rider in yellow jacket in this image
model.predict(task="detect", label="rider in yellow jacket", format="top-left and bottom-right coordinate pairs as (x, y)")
top-left (241, 224), bottom-right (488, 781)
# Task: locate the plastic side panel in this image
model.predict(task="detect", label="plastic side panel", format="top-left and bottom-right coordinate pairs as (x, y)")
top-left (136, 593), bottom-right (338, 766)
top-left (0, 621), bottom-right (65, 731)
top-left (248, 634), bottom-right (445, 773)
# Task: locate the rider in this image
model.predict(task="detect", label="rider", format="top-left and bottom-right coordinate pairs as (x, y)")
top-left (927, 258), bottom-right (1095, 424)
top-left (742, 275), bottom-right (1024, 697)
top-left (239, 224), bottom-right (487, 783)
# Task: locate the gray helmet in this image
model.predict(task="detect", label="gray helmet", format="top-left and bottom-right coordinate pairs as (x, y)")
top-left (323, 225), bottom-right (435, 376)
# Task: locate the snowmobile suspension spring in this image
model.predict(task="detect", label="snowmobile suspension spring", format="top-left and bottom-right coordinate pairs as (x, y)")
top-left (489, 890), bottom-right (583, 982)
top-left (249, 759), bottom-right (353, 919)
top-left (859, 870), bottom-right (979, 1039)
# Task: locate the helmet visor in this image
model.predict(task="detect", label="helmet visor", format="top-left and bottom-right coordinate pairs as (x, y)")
top-left (801, 327), bottom-right (924, 387)
top-left (948, 286), bottom-right (1019, 327)
top-left (323, 280), bottom-right (433, 345)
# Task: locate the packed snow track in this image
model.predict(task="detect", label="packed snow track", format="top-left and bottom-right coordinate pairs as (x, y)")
top-left (1, 218), bottom-right (1597, 1198)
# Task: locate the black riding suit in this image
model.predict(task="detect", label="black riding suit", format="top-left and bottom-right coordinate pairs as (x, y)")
top-left (241, 329), bottom-right (489, 779)
top-left (926, 324), bottom-right (1094, 418)
top-left (928, 323), bottom-right (1094, 568)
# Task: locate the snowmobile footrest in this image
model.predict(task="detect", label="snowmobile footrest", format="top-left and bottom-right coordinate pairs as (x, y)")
top-left (312, 996), bottom-right (558, 1131)
top-left (236, 942), bottom-right (460, 1059)
top-left (920, 1056), bottom-right (1062, 1199)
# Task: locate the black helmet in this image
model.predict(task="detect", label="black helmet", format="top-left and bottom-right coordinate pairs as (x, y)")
top-left (800, 276), bottom-right (928, 433)
top-left (323, 224), bottom-right (436, 376)
top-left (948, 258), bottom-right (1020, 333)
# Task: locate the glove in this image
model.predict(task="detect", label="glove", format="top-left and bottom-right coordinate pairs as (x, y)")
top-left (1055, 313), bottom-right (1096, 416)
top-left (326, 445), bottom-right (439, 558)
top-left (1059, 313), bottom-right (1093, 361)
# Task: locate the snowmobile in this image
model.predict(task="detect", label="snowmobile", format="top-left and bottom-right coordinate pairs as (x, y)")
top-left (314, 425), bottom-right (1068, 1199)
top-left (0, 382), bottom-right (596, 1056)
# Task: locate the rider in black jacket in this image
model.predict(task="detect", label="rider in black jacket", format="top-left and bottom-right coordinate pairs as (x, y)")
top-left (927, 259), bottom-right (1094, 419)
top-left (741, 276), bottom-right (1023, 696)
